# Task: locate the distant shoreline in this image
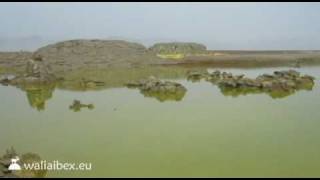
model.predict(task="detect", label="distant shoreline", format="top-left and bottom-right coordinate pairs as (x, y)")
top-left (1, 40), bottom-right (320, 74)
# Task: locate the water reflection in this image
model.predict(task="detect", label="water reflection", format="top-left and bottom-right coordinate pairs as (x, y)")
top-left (0, 66), bottom-right (317, 111)
top-left (218, 86), bottom-right (311, 99)
top-left (2, 82), bottom-right (57, 111)
top-left (24, 85), bottom-right (55, 111)
top-left (56, 66), bottom-right (193, 91)
top-left (69, 100), bottom-right (95, 112)
top-left (140, 88), bottom-right (186, 102)
top-left (0, 66), bottom-right (194, 110)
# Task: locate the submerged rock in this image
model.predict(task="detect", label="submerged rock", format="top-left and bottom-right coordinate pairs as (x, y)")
top-left (69, 100), bottom-right (94, 112)
top-left (126, 77), bottom-right (187, 102)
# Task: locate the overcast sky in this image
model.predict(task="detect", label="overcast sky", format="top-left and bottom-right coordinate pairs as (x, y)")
top-left (1, 2), bottom-right (320, 50)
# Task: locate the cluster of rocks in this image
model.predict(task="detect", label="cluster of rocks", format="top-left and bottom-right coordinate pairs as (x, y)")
top-left (126, 76), bottom-right (187, 102)
top-left (187, 69), bottom-right (315, 98)
top-left (69, 100), bottom-right (94, 112)
top-left (0, 54), bottom-right (57, 87)
top-left (0, 147), bottom-right (47, 178)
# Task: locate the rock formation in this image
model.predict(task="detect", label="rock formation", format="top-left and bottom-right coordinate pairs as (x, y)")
top-left (6, 54), bottom-right (56, 86)
top-left (126, 76), bottom-right (187, 102)
top-left (187, 69), bottom-right (315, 99)
top-left (34, 40), bottom-right (162, 70)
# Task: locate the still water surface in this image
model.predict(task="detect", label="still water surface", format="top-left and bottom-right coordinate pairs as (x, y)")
top-left (0, 66), bottom-right (320, 177)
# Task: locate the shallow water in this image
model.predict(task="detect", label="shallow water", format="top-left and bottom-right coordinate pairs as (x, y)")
top-left (1, 66), bottom-right (320, 177)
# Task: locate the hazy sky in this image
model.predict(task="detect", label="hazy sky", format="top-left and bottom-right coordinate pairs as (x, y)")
top-left (1, 2), bottom-right (320, 50)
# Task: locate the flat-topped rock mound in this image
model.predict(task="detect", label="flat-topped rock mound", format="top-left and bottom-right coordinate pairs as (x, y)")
top-left (149, 42), bottom-right (207, 55)
top-left (34, 40), bottom-right (162, 69)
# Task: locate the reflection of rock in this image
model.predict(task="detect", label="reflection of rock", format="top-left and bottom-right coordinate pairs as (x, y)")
top-left (79, 78), bottom-right (105, 90)
top-left (24, 84), bottom-right (55, 111)
top-left (140, 88), bottom-right (186, 102)
top-left (69, 100), bottom-right (94, 112)
top-left (218, 85), bottom-right (296, 99)
top-left (56, 66), bottom-right (195, 91)
top-left (0, 147), bottom-right (47, 178)
top-left (188, 69), bottom-right (315, 99)
top-left (126, 77), bottom-right (187, 102)
top-left (0, 54), bottom-right (58, 111)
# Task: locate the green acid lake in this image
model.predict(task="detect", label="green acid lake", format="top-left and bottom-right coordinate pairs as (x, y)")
top-left (1, 66), bottom-right (320, 177)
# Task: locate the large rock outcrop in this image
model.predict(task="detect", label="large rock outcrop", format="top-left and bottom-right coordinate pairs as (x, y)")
top-left (34, 40), bottom-right (162, 70)
top-left (126, 76), bottom-right (187, 102)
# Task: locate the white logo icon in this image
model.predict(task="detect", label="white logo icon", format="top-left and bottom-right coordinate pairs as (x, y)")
top-left (8, 156), bottom-right (21, 171)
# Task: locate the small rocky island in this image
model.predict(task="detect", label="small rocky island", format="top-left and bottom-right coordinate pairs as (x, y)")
top-left (187, 69), bottom-right (315, 98)
top-left (126, 76), bottom-right (187, 102)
